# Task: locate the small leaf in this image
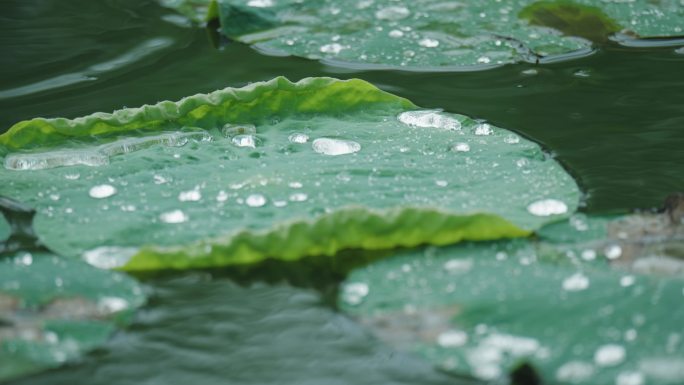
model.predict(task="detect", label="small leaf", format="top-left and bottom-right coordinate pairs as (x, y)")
top-left (0, 252), bottom-right (145, 381)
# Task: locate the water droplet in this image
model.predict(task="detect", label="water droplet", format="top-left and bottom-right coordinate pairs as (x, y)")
top-left (246, 194), bottom-right (267, 207)
top-left (504, 134), bottom-right (520, 144)
top-left (89, 184), bottom-right (117, 199)
top-left (231, 135), bottom-right (257, 148)
top-left (527, 199), bottom-right (568, 216)
top-left (594, 344), bottom-right (626, 367)
top-left (581, 249), bottom-right (597, 261)
top-left (273, 200), bottom-right (287, 207)
top-left (64, 173), bottom-right (80, 180)
top-left (160, 209), bottom-right (188, 224)
top-left (82, 246), bottom-right (137, 269)
top-left (389, 29), bottom-right (404, 38)
top-left (474, 123), bottom-right (493, 136)
top-left (15, 252), bottom-right (33, 266)
top-left (676, 47), bottom-right (684, 55)
top-left (605, 244), bottom-right (623, 260)
top-left (312, 138), bottom-right (361, 156)
top-left (563, 272), bottom-right (590, 291)
top-left (216, 190), bottom-right (229, 202)
top-left (398, 110), bottom-right (460, 130)
top-left (153, 175), bottom-right (169, 184)
top-left (617, 371), bottom-right (644, 385)
top-left (98, 297), bottom-right (129, 314)
top-left (620, 275), bottom-right (636, 287)
top-left (443, 258), bottom-right (473, 274)
top-left (451, 142), bottom-right (470, 152)
top-left (289, 193), bottom-right (308, 202)
top-left (288, 181), bottom-right (303, 189)
top-left (477, 56), bottom-right (491, 64)
top-left (521, 69), bottom-right (538, 76)
top-left (342, 282), bottom-right (369, 305)
top-left (222, 123), bottom-right (256, 137)
top-left (574, 69), bottom-right (591, 78)
top-left (419, 38), bottom-right (439, 48)
top-left (375, 6), bottom-right (410, 20)
top-left (288, 133), bottom-right (309, 144)
top-left (178, 188), bottom-right (201, 202)
top-left (556, 361), bottom-right (595, 383)
top-left (247, 0), bottom-right (273, 7)
top-left (435, 180), bottom-right (448, 187)
top-left (5, 150), bottom-right (109, 171)
top-left (437, 330), bottom-right (468, 347)
top-left (320, 43), bottom-right (344, 54)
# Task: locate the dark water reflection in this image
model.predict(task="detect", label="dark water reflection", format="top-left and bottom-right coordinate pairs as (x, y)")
top-left (11, 274), bottom-right (467, 385)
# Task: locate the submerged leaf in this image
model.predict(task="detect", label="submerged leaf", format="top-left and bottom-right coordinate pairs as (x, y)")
top-left (0, 252), bottom-right (145, 381)
top-left (340, 215), bottom-right (684, 384)
top-left (0, 77), bottom-right (578, 271)
top-left (165, 0), bottom-right (684, 69)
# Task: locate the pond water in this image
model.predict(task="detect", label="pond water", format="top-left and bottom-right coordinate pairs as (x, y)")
top-left (2, 0), bottom-right (683, 384)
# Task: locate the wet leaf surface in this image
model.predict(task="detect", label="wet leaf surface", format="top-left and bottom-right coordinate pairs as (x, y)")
top-left (340, 214), bottom-right (684, 384)
top-left (0, 77), bottom-right (578, 271)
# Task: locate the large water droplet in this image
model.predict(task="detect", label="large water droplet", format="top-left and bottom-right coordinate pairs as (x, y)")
top-left (398, 110), bottom-right (460, 130)
top-left (312, 138), bottom-right (361, 156)
top-left (99, 131), bottom-right (211, 156)
top-left (246, 194), bottom-right (267, 207)
top-left (375, 6), bottom-right (410, 20)
top-left (527, 199), bottom-right (568, 216)
top-left (89, 184), bottom-right (117, 199)
top-left (82, 246), bottom-right (137, 269)
top-left (594, 344), bottom-right (626, 367)
top-left (474, 123), bottom-right (493, 136)
top-left (562, 272), bottom-right (590, 291)
top-left (160, 209), bottom-right (188, 224)
top-left (5, 150), bottom-right (109, 171)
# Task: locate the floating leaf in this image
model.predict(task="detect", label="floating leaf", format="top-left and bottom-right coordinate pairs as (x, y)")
top-left (164, 0), bottom-right (684, 70)
top-left (0, 77), bottom-right (579, 271)
top-left (0, 252), bottom-right (145, 381)
top-left (340, 215), bottom-right (684, 384)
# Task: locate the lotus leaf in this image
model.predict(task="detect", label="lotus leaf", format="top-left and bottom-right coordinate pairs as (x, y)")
top-left (163, 0), bottom-right (684, 69)
top-left (0, 252), bottom-right (145, 381)
top-left (340, 215), bottom-right (684, 384)
top-left (0, 77), bottom-right (578, 271)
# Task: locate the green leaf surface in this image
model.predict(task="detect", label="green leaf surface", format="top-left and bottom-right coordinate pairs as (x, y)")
top-left (0, 216), bottom-right (9, 242)
top-left (0, 252), bottom-right (145, 381)
top-left (0, 77), bottom-right (579, 271)
top-left (167, 0), bottom-right (684, 70)
top-left (340, 217), bottom-right (684, 384)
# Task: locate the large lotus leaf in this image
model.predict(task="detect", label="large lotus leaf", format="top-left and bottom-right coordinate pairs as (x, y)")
top-left (0, 77), bottom-right (578, 271)
top-left (340, 216), bottom-right (684, 384)
top-left (168, 0), bottom-right (684, 70)
top-left (0, 252), bottom-right (145, 381)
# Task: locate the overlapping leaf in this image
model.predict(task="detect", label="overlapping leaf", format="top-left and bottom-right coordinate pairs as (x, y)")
top-left (0, 252), bottom-right (145, 381)
top-left (340, 214), bottom-right (684, 384)
top-left (162, 0), bottom-right (684, 69)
